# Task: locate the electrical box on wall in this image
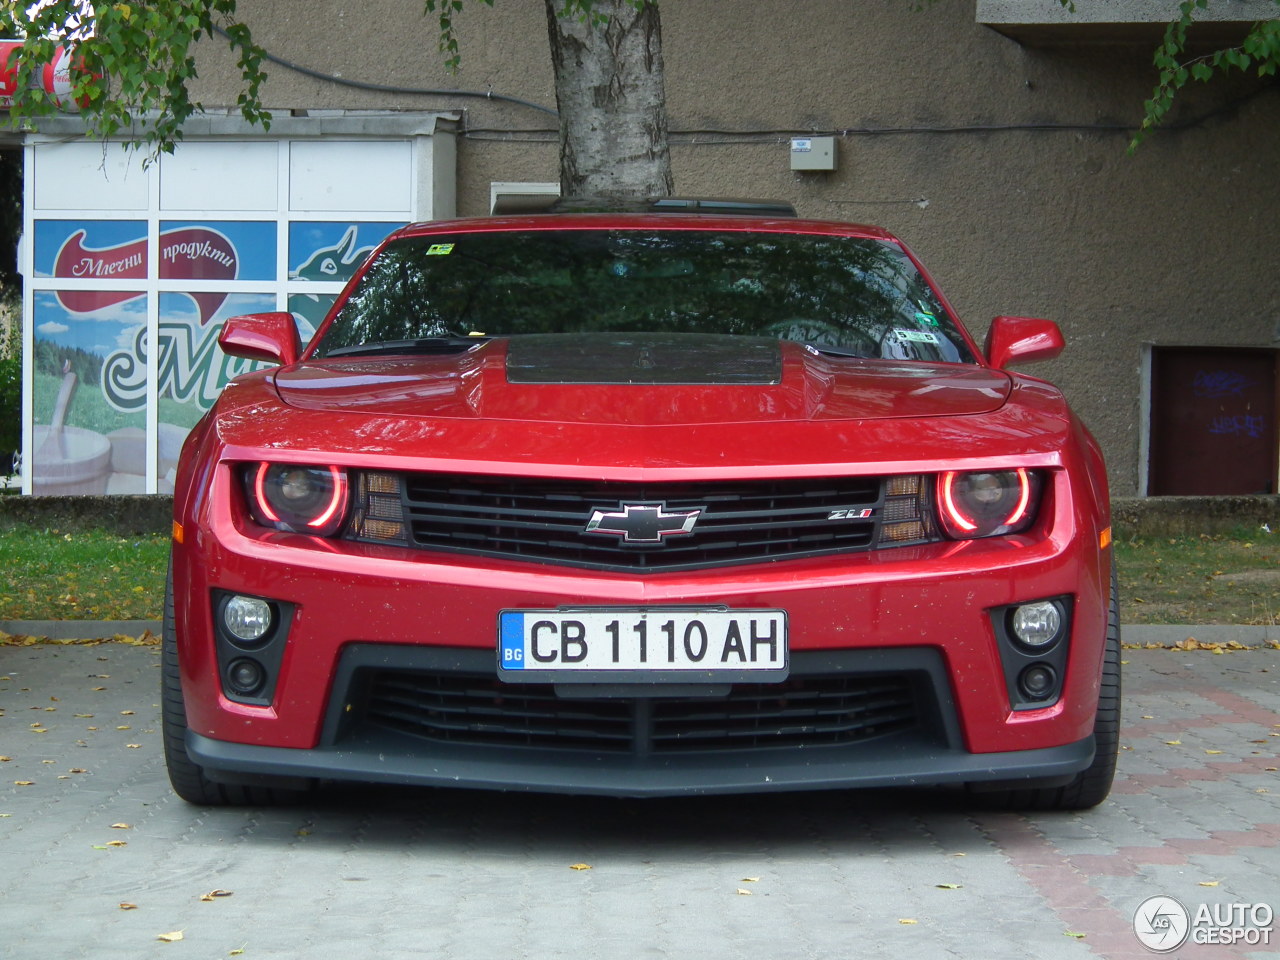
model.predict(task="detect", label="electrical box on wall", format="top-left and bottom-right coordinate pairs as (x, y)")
top-left (790, 136), bottom-right (837, 171)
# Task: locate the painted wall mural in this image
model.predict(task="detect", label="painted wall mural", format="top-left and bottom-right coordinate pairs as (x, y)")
top-left (30, 221), bottom-right (279, 494)
top-left (27, 218), bottom-right (403, 494)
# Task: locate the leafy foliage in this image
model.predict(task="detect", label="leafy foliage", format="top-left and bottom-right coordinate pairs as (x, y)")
top-left (0, 347), bottom-right (18, 470)
top-left (1, 0), bottom-right (270, 159)
top-left (1136, 0), bottom-right (1280, 149)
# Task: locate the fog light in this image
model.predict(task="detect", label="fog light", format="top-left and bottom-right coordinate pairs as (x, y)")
top-left (226, 658), bottom-right (265, 696)
top-left (1011, 601), bottom-right (1062, 648)
top-left (1018, 663), bottom-right (1057, 701)
top-left (223, 595), bottom-right (272, 642)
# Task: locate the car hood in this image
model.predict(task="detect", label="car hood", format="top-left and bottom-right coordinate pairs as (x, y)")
top-left (273, 334), bottom-right (1011, 425)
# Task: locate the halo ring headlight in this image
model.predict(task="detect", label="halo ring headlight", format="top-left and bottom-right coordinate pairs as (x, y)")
top-left (937, 469), bottom-right (1041, 540)
top-left (247, 463), bottom-right (350, 537)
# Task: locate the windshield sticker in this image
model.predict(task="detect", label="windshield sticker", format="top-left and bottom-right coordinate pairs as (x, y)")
top-left (426, 243), bottom-right (455, 256)
top-left (894, 329), bottom-right (940, 344)
top-left (914, 310), bottom-right (938, 326)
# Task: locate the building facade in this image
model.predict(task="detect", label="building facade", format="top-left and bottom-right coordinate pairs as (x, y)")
top-left (11, 0), bottom-right (1280, 496)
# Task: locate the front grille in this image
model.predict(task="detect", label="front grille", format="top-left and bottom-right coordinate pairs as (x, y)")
top-left (358, 669), bottom-right (923, 754)
top-left (349, 473), bottom-right (937, 571)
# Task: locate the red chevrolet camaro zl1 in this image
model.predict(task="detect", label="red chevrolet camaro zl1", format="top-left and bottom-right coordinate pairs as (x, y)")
top-left (164, 198), bottom-right (1119, 810)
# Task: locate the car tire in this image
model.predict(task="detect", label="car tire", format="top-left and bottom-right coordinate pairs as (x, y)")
top-left (162, 562), bottom-right (311, 806)
top-left (971, 566), bottom-right (1121, 811)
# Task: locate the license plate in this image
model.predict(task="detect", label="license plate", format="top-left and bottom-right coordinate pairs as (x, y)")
top-left (497, 607), bottom-right (788, 683)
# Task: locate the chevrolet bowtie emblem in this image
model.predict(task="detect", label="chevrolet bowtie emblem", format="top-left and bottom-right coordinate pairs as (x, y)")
top-left (584, 502), bottom-right (704, 544)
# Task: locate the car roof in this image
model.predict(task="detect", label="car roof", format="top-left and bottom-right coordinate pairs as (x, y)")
top-left (393, 204), bottom-right (902, 244)
top-left (490, 196), bottom-right (799, 217)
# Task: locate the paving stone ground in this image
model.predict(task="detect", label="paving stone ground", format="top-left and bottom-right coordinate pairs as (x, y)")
top-left (1, 642), bottom-right (1277, 960)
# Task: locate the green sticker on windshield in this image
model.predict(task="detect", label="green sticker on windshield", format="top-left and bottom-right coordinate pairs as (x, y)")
top-left (426, 243), bottom-right (455, 256)
top-left (914, 311), bottom-right (938, 326)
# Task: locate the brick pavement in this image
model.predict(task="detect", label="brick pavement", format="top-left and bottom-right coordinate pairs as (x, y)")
top-left (1, 640), bottom-right (1276, 960)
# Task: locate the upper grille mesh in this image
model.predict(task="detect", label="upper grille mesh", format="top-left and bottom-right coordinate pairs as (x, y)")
top-left (345, 472), bottom-right (940, 571)
top-left (399, 475), bottom-right (885, 570)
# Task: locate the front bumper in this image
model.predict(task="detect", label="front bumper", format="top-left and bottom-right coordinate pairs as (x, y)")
top-left (187, 646), bottom-right (1097, 797)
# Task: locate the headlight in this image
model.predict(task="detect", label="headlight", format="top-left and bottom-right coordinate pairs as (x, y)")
top-left (937, 468), bottom-right (1041, 539)
top-left (246, 463), bottom-right (350, 536)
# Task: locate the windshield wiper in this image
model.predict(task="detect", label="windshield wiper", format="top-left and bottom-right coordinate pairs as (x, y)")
top-left (325, 336), bottom-right (491, 359)
top-left (795, 340), bottom-right (868, 359)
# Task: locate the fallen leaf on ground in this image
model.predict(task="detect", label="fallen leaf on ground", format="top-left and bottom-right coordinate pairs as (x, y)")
top-left (935, 883), bottom-right (963, 890)
top-left (1064, 931), bottom-right (1086, 939)
top-left (201, 890), bottom-right (233, 901)
top-left (740, 877), bottom-right (760, 882)
top-left (1165, 740), bottom-right (1182, 745)
top-left (110, 823), bottom-right (130, 829)
top-left (1205, 750), bottom-right (1223, 755)
top-left (1198, 881), bottom-right (1220, 887)
top-left (119, 902), bottom-right (137, 910)
top-left (156, 931), bottom-right (183, 943)
top-left (106, 840), bottom-right (127, 847)
top-left (898, 918), bottom-right (918, 925)
top-left (569, 863), bottom-right (592, 871)
top-left (736, 888), bottom-right (753, 895)
top-left (14, 781), bottom-right (33, 786)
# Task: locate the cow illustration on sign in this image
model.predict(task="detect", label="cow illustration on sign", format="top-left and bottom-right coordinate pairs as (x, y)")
top-left (290, 225), bottom-right (375, 281)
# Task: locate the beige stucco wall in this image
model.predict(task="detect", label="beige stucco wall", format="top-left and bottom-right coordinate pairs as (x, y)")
top-left (187, 0), bottom-right (1280, 496)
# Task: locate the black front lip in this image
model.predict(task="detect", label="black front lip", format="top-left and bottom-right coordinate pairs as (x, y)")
top-left (186, 727), bottom-right (1093, 797)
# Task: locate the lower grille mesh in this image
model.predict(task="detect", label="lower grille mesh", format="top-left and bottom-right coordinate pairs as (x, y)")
top-left (359, 670), bottom-right (922, 754)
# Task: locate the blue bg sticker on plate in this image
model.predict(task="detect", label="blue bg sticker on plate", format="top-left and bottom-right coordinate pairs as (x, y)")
top-left (500, 612), bottom-right (527, 669)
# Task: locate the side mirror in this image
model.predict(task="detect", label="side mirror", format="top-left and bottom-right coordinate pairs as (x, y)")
top-left (985, 316), bottom-right (1064, 369)
top-left (218, 313), bottom-right (301, 367)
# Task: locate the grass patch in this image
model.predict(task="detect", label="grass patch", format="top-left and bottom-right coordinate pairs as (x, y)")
top-left (1116, 529), bottom-right (1280, 625)
top-left (0, 525), bottom-right (167, 621)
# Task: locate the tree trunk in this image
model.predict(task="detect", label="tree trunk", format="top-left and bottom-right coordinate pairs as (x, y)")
top-left (545, 0), bottom-right (673, 199)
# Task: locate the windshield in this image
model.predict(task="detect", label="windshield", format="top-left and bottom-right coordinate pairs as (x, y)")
top-left (311, 228), bottom-right (976, 364)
